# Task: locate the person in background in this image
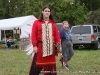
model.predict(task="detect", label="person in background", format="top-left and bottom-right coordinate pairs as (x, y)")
top-left (7, 36), bottom-right (12, 48)
top-left (59, 21), bottom-right (74, 70)
top-left (2, 37), bottom-right (6, 41)
top-left (29, 5), bottom-right (61, 75)
top-left (9, 36), bottom-right (12, 40)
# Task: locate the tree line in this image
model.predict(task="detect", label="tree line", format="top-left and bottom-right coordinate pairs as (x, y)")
top-left (0, 0), bottom-right (100, 26)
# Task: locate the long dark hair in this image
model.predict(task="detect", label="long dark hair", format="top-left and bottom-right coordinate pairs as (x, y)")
top-left (38, 5), bottom-right (54, 22)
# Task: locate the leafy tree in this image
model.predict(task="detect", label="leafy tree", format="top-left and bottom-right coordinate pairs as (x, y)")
top-left (87, 10), bottom-right (100, 24)
top-left (0, 0), bottom-right (26, 19)
top-left (0, 0), bottom-right (93, 26)
top-left (75, 0), bottom-right (100, 11)
top-left (0, 0), bottom-right (10, 19)
top-left (70, 2), bottom-right (88, 25)
top-left (48, 0), bottom-right (88, 25)
top-left (25, 0), bottom-right (45, 18)
top-left (8, 0), bottom-right (26, 17)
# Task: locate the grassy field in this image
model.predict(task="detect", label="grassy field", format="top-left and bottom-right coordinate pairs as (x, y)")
top-left (0, 48), bottom-right (100, 75)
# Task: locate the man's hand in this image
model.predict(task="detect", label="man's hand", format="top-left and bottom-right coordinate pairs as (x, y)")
top-left (33, 46), bottom-right (38, 53)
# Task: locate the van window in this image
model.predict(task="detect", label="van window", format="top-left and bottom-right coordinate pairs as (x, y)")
top-left (56, 23), bottom-right (62, 31)
top-left (97, 26), bottom-right (100, 32)
top-left (93, 26), bottom-right (97, 33)
top-left (71, 26), bottom-right (91, 34)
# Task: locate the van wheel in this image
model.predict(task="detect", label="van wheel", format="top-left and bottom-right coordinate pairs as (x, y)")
top-left (73, 45), bottom-right (79, 50)
top-left (93, 41), bottom-right (100, 50)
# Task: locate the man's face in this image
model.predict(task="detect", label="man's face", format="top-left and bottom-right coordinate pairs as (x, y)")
top-left (42, 8), bottom-right (50, 18)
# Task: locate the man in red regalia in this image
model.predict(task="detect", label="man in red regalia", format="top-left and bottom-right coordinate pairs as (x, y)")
top-left (29, 5), bottom-right (61, 75)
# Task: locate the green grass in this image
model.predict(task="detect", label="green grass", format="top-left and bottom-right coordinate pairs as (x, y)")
top-left (0, 49), bottom-right (31, 75)
top-left (57, 50), bottom-right (100, 75)
top-left (0, 48), bottom-right (100, 75)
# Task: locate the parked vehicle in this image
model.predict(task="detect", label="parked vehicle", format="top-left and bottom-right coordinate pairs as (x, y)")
top-left (56, 23), bottom-right (62, 31)
top-left (71, 24), bottom-right (100, 50)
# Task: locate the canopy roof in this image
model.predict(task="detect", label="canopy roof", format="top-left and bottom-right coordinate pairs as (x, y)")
top-left (0, 15), bottom-right (37, 38)
top-left (0, 15), bottom-right (36, 29)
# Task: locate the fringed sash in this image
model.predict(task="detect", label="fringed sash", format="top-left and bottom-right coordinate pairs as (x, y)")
top-left (42, 23), bottom-right (53, 57)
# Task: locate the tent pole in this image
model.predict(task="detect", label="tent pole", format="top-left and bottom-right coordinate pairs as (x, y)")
top-left (4, 30), bottom-right (8, 50)
top-left (0, 30), bottom-right (1, 41)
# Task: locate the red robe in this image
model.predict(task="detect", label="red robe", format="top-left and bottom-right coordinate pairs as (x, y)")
top-left (29, 19), bottom-right (60, 75)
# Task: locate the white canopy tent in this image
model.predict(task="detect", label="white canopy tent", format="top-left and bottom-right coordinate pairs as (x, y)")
top-left (0, 15), bottom-right (37, 40)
